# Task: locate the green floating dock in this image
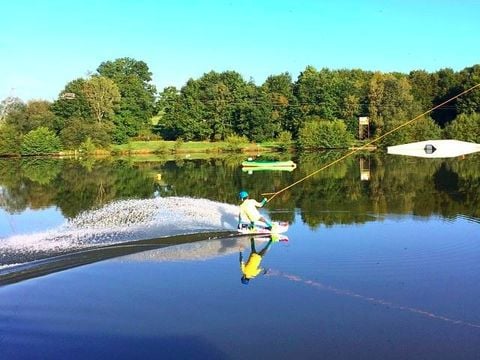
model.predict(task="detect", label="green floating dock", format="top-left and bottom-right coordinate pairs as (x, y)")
top-left (241, 160), bottom-right (297, 172)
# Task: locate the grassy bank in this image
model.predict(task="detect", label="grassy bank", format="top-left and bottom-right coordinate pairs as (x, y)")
top-left (110, 140), bottom-right (284, 155)
top-left (0, 139), bottom-right (375, 158)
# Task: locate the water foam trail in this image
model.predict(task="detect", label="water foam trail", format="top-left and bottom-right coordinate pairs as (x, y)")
top-left (0, 197), bottom-right (239, 265)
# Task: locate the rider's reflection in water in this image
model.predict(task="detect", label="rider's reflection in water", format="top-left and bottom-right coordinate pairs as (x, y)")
top-left (239, 236), bottom-right (278, 285)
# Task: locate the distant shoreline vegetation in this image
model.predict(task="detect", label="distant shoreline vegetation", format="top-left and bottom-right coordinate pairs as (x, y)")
top-left (1, 57), bottom-right (479, 157)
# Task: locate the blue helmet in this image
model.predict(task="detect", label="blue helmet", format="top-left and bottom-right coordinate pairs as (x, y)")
top-left (239, 191), bottom-right (248, 200)
top-left (241, 276), bottom-right (250, 285)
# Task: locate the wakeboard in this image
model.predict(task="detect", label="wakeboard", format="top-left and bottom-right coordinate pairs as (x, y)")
top-left (237, 221), bottom-right (289, 235)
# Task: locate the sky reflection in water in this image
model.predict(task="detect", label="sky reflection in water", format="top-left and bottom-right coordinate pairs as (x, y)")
top-left (0, 155), bottom-right (480, 358)
top-left (1, 214), bottom-right (479, 359)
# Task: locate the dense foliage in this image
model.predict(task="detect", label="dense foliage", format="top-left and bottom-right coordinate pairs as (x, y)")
top-left (1, 60), bottom-right (479, 155)
top-left (0, 124), bottom-right (22, 156)
top-left (297, 119), bottom-right (353, 149)
top-left (444, 113), bottom-right (480, 143)
top-left (20, 127), bottom-right (62, 155)
top-left (97, 58), bottom-right (157, 143)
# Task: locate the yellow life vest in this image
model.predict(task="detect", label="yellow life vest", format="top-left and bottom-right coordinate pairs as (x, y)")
top-left (241, 253), bottom-right (263, 279)
top-left (239, 199), bottom-right (262, 222)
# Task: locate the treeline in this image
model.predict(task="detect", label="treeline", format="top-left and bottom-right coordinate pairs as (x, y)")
top-left (1, 58), bottom-right (480, 156)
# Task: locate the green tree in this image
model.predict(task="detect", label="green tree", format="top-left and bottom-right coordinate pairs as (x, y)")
top-left (293, 67), bottom-right (372, 138)
top-left (97, 57), bottom-right (157, 142)
top-left (159, 71), bottom-right (254, 141)
top-left (409, 117), bottom-right (443, 141)
top-left (233, 83), bottom-right (281, 142)
top-left (223, 134), bottom-right (248, 152)
top-left (261, 73), bottom-right (294, 133)
top-left (3, 100), bottom-right (27, 132)
top-left (295, 67), bottom-right (370, 121)
top-left (337, 69), bottom-right (372, 137)
top-left (79, 137), bottom-right (97, 155)
top-left (380, 117), bottom-right (442, 147)
top-left (197, 71), bottom-right (250, 140)
top-left (155, 86), bottom-right (179, 122)
top-left (60, 117), bottom-right (113, 148)
top-left (367, 72), bottom-right (418, 136)
top-left (24, 100), bottom-right (60, 132)
top-left (21, 127), bottom-right (62, 155)
top-left (82, 76), bottom-right (121, 122)
top-left (444, 113), bottom-right (480, 143)
top-left (456, 65), bottom-right (480, 115)
top-left (157, 84), bottom-right (211, 140)
top-left (297, 118), bottom-right (353, 149)
top-left (295, 66), bottom-right (334, 120)
top-left (52, 78), bottom-right (93, 120)
top-left (0, 123), bottom-right (22, 156)
top-left (408, 70), bottom-right (437, 111)
top-left (276, 130), bottom-right (293, 151)
top-left (431, 68), bottom-right (462, 126)
top-left (6, 100), bottom-right (60, 135)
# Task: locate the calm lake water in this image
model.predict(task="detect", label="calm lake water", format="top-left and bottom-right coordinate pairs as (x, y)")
top-left (1, 153), bottom-right (480, 359)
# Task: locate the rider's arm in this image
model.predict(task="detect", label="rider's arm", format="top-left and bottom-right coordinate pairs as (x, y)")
top-left (255, 198), bottom-right (267, 207)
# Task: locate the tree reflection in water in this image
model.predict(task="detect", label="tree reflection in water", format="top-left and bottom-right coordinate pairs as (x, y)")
top-left (1, 152), bottom-right (479, 225)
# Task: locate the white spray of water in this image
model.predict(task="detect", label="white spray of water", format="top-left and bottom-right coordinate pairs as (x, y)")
top-left (0, 197), bottom-right (239, 256)
top-left (0, 263), bottom-right (23, 270)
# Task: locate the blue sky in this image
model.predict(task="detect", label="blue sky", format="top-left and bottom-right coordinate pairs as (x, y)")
top-left (1, 0), bottom-right (479, 101)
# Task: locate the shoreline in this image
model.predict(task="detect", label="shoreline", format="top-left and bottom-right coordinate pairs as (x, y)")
top-left (0, 140), bottom-right (376, 158)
